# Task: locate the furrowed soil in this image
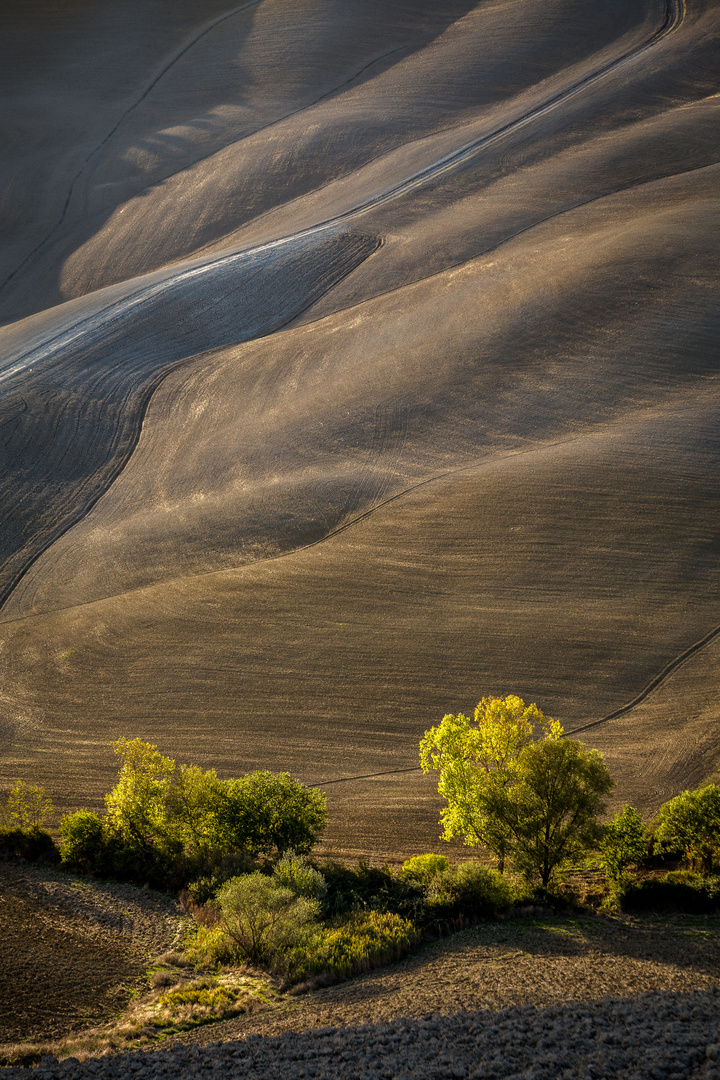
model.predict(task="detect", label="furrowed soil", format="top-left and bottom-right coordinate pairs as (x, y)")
top-left (0, 863), bottom-right (187, 1045)
top-left (169, 913), bottom-right (720, 1049)
top-left (2, 861), bottom-right (720, 1056)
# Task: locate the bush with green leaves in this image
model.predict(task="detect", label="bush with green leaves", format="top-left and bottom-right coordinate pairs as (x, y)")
top-left (426, 861), bottom-right (516, 920)
top-left (600, 805), bottom-right (648, 883)
top-left (273, 851), bottom-right (327, 900)
top-left (59, 808), bottom-right (178, 886)
top-left (216, 872), bottom-right (320, 965)
top-left (654, 784), bottom-right (720, 876)
top-left (187, 900), bottom-right (419, 985)
top-left (398, 853), bottom-right (449, 885)
top-left (0, 825), bottom-right (59, 862)
top-left (319, 860), bottom-right (424, 922)
top-left (619, 873), bottom-right (720, 914)
top-left (299, 910), bottom-right (418, 981)
top-left (59, 810), bottom-right (108, 873)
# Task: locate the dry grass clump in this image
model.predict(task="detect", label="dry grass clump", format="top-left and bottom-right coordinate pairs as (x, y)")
top-left (154, 950), bottom-right (192, 967)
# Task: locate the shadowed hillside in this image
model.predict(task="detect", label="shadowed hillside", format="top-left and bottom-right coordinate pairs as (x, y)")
top-left (0, 0), bottom-right (719, 856)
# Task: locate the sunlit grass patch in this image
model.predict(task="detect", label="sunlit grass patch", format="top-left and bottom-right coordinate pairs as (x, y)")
top-left (0, 965), bottom-right (276, 1067)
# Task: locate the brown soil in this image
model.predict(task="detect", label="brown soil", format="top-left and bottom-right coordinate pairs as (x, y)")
top-left (168, 913), bottom-right (720, 1049)
top-left (0, 863), bottom-right (186, 1046)
top-left (2, 1), bottom-right (720, 860)
top-left (3, 859), bottom-right (720, 1056)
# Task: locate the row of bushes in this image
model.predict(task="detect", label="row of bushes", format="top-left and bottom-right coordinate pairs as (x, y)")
top-left (0, 740), bottom-right (328, 893)
top-left (181, 852), bottom-right (518, 985)
top-left (176, 852), bottom-right (720, 988)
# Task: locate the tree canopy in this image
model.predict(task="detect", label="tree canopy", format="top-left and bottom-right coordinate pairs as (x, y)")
top-left (219, 770), bottom-right (327, 856)
top-left (495, 737), bottom-right (614, 886)
top-left (105, 737), bottom-right (175, 846)
top-left (60, 739), bottom-right (327, 886)
top-left (5, 780), bottom-right (54, 830)
top-left (654, 784), bottom-right (720, 875)
top-left (419, 694), bottom-right (561, 871)
top-left (420, 694), bottom-right (614, 884)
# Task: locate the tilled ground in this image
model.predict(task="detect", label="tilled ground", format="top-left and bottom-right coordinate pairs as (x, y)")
top-left (0, 863), bottom-right (186, 1044)
top-left (164, 914), bottom-right (720, 1044)
top-left (5, 992), bottom-right (720, 1079)
top-left (3, 863), bottom-right (720, 1078)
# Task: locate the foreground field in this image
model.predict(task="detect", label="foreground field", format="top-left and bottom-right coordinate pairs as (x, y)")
top-left (1, 1), bottom-right (719, 853)
top-left (168, 912), bottom-right (720, 1044)
top-left (2, 859), bottom-right (720, 1069)
top-left (0, 863), bottom-right (186, 1048)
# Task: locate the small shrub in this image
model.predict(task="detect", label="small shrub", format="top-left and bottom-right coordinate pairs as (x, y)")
top-left (154, 951), bottom-right (190, 968)
top-left (317, 910), bottom-right (418, 974)
top-left (274, 851), bottom-right (327, 900)
top-left (288, 910), bottom-right (419, 984)
top-left (185, 875), bottom-right (223, 905)
top-left (158, 979), bottom-right (236, 1012)
top-left (183, 924), bottom-right (241, 966)
top-left (399, 854), bottom-right (449, 884)
top-left (427, 862), bottom-right (515, 921)
top-left (150, 969), bottom-right (181, 989)
top-left (0, 825), bottom-right (59, 863)
top-left (600, 805), bottom-right (648, 883)
top-left (59, 810), bottom-right (107, 872)
top-left (217, 873), bottom-right (320, 964)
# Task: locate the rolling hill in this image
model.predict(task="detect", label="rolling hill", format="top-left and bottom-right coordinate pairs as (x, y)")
top-left (1, 0), bottom-right (719, 857)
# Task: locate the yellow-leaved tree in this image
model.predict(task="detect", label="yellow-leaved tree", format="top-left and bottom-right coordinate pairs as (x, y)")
top-left (419, 695), bottom-right (562, 873)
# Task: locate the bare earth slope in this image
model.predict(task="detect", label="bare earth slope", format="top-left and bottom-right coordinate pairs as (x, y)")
top-left (0, 0), bottom-right (719, 853)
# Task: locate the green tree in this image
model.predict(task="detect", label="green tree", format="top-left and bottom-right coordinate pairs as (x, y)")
top-left (6, 780), bottom-right (54, 829)
top-left (497, 738), bottom-right (614, 887)
top-left (419, 695), bottom-right (561, 871)
top-left (600, 805), bottom-right (647, 884)
top-left (654, 784), bottom-right (720, 876)
top-left (71, 739), bottom-right (326, 884)
top-left (164, 763), bottom-right (226, 853)
top-left (218, 771), bottom-right (327, 857)
top-left (105, 737), bottom-right (175, 847)
top-left (217, 873), bottom-right (319, 964)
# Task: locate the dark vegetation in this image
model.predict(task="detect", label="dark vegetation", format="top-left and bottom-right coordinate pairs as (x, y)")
top-left (0, 825), bottom-right (59, 863)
